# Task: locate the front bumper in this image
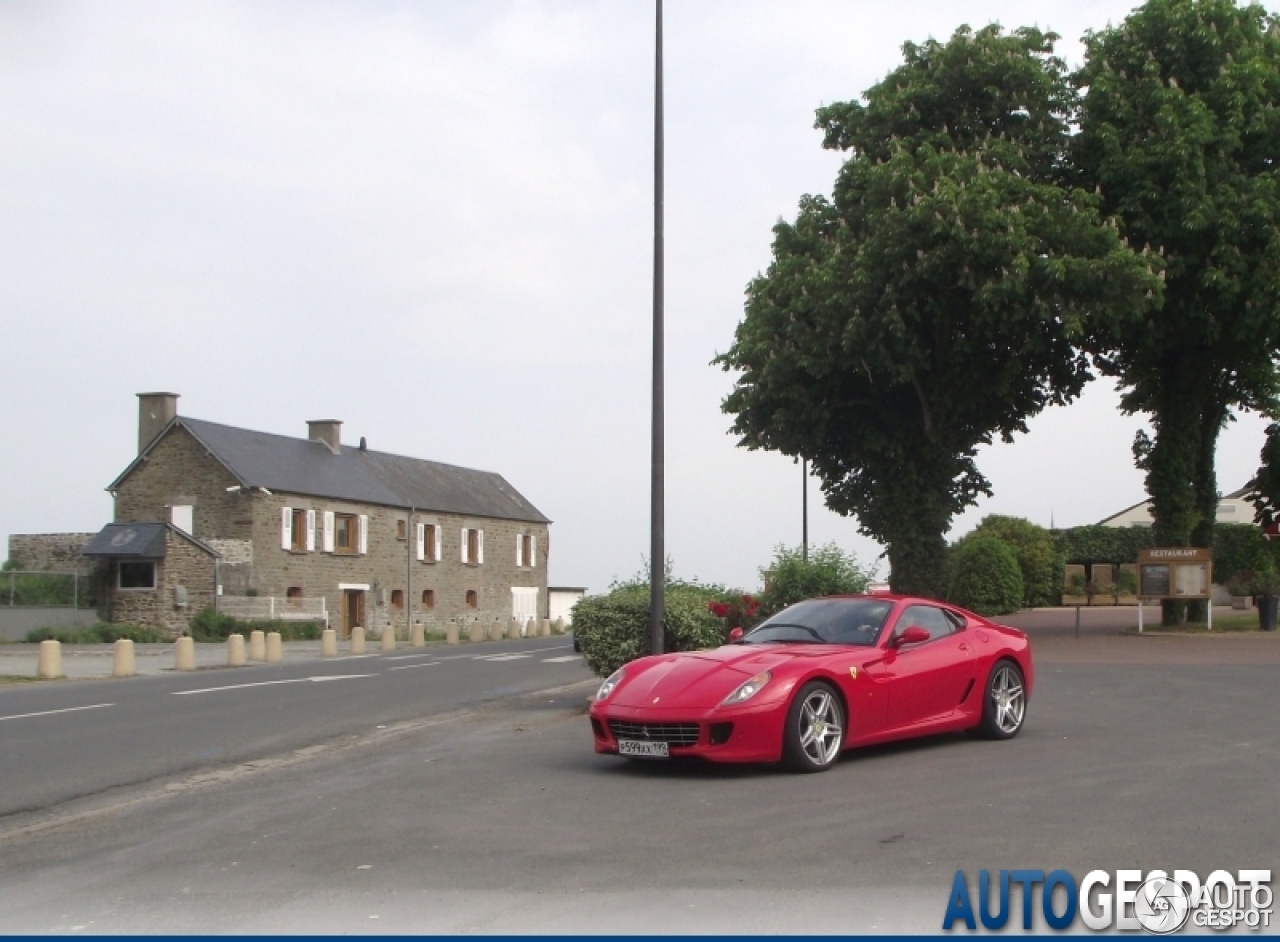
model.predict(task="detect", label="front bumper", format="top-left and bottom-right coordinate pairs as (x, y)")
top-left (588, 699), bottom-right (785, 764)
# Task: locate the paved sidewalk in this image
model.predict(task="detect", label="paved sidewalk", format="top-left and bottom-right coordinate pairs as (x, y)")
top-left (0, 638), bottom-right (471, 680)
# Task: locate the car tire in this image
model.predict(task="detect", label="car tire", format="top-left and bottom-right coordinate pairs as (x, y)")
top-left (976, 659), bottom-right (1026, 740)
top-left (781, 681), bottom-right (845, 773)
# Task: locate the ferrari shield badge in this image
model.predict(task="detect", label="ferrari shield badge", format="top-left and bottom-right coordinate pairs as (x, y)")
top-left (849, 666), bottom-right (858, 680)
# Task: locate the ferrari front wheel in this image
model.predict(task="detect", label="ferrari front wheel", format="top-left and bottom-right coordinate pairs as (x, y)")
top-left (977, 660), bottom-right (1026, 740)
top-left (782, 682), bottom-right (844, 773)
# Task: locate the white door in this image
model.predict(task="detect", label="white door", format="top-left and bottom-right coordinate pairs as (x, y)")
top-left (511, 587), bottom-right (538, 636)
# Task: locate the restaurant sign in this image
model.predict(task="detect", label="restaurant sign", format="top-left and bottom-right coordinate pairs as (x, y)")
top-left (1136, 548), bottom-right (1213, 600)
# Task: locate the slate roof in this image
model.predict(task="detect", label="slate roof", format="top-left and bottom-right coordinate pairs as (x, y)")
top-left (110, 417), bottom-right (551, 524)
top-left (82, 522), bottom-right (218, 558)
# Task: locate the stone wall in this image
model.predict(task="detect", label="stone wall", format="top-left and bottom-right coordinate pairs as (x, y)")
top-left (107, 530), bottom-right (216, 637)
top-left (7, 533), bottom-right (99, 577)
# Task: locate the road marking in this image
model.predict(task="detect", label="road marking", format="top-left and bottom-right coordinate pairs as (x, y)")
top-left (387, 662), bottom-right (441, 672)
top-left (0, 703), bottom-right (114, 723)
top-left (172, 675), bottom-right (376, 696)
top-left (384, 653), bottom-right (435, 661)
top-left (475, 653), bottom-right (532, 662)
top-left (541, 655), bottom-right (581, 663)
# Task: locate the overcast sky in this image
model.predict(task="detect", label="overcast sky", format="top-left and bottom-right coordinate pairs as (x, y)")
top-left (1, 0), bottom-right (1273, 594)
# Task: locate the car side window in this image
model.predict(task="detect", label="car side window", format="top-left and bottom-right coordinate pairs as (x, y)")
top-left (896, 605), bottom-right (955, 641)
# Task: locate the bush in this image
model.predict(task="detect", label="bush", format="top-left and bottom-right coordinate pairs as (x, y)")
top-left (24, 623), bottom-right (165, 644)
top-left (947, 538), bottom-right (1024, 616)
top-left (758, 543), bottom-right (874, 617)
top-left (573, 583), bottom-right (728, 679)
top-left (957, 516), bottom-right (1057, 608)
top-left (188, 607), bottom-right (324, 642)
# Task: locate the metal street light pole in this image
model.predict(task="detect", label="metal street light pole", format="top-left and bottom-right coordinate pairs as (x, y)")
top-left (649, 0), bottom-right (665, 657)
top-left (802, 459), bottom-right (808, 563)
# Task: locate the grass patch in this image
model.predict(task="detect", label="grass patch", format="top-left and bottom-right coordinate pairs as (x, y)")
top-left (24, 623), bottom-right (165, 644)
top-left (0, 675), bottom-right (39, 685)
top-left (1123, 614), bottom-right (1270, 634)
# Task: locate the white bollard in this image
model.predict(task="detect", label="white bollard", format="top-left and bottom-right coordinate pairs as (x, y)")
top-left (227, 633), bottom-right (246, 667)
top-left (175, 636), bottom-right (196, 671)
top-left (350, 626), bottom-right (366, 654)
top-left (321, 628), bottom-right (337, 657)
top-left (468, 622), bottom-right (483, 643)
top-left (265, 631), bottom-right (283, 663)
top-left (446, 623), bottom-right (459, 645)
top-left (411, 623), bottom-right (425, 648)
top-left (540, 619), bottom-right (552, 637)
top-left (382, 625), bottom-right (396, 651)
top-left (248, 629), bottom-right (266, 661)
top-left (37, 639), bottom-right (63, 680)
top-left (112, 639), bottom-right (136, 678)
top-left (552, 618), bottom-right (565, 635)
top-left (509, 617), bottom-right (522, 639)
top-left (489, 621), bottom-right (503, 642)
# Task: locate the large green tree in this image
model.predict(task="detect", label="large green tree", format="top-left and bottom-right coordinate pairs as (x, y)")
top-left (717, 25), bottom-right (1158, 597)
top-left (1074, 0), bottom-right (1280, 623)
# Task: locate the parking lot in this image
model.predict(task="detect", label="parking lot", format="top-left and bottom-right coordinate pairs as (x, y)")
top-left (0, 628), bottom-right (1275, 933)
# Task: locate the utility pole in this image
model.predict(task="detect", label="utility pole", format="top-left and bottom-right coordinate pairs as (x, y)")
top-left (648, 0), bottom-right (665, 657)
top-left (802, 459), bottom-right (809, 563)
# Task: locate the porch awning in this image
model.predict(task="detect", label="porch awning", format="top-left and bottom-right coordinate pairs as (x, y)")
top-left (82, 523), bottom-right (168, 558)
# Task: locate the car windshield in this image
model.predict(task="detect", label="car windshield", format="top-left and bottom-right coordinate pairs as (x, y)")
top-left (742, 598), bottom-right (893, 647)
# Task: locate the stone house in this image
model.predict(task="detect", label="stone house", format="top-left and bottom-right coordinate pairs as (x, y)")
top-left (85, 392), bottom-right (551, 638)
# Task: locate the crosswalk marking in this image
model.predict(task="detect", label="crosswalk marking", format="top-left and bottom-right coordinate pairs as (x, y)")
top-left (541, 655), bottom-right (581, 663)
top-left (475, 653), bottom-right (533, 662)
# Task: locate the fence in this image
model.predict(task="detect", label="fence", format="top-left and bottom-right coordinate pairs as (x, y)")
top-left (216, 595), bottom-right (328, 626)
top-left (3, 570), bottom-right (91, 609)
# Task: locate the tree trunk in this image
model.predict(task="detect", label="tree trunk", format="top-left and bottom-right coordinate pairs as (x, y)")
top-left (885, 529), bottom-right (948, 599)
top-left (1186, 399), bottom-right (1228, 623)
top-left (1145, 377), bottom-right (1202, 626)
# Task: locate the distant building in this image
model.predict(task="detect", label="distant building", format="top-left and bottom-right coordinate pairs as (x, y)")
top-left (78, 392), bottom-right (551, 638)
top-left (1098, 486), bottom-right (1253, 529)
top-left (548, 586), bottom-right (587, 626)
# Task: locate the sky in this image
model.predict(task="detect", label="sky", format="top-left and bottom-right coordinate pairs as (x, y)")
top-left (1, 0), bottom-right (1273, 594)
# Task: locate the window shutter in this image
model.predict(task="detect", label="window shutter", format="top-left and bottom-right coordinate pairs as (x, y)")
top-left (306, 510), bottom-right (316, 552)
top-left (281, 507), bottom-right (292, 550)
top-left (358, 515), bottom-right (368, 554)
top-left (516, 534), bottom-right (524, 568)
top-left (416, 523), bottom-right (425, 561)
top-left (477, 529), bottom-right (484, 565)
top-left (530, 534), bottom-right (537, 569)
top-left (434, 526), bottom-right (442, 562)
top-left (461, 528), bottom-right (469, 564)
top-left (323, 511), bottom-right (335, 552)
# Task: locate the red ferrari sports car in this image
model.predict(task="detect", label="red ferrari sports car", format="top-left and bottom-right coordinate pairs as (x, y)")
top-left (588, 594), bottom-right (1033, 772)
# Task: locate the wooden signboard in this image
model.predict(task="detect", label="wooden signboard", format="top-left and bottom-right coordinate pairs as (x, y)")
top-left (1136, 548), bottom-right (1212, 600)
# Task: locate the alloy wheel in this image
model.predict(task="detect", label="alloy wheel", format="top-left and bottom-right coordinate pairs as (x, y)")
top-left (990, 664), bottom-right (1025, 734)
top-left (797, 688), bottom-right (843, 766)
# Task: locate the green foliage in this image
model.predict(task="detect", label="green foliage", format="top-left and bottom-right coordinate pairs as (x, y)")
top-left (1247, 423), bottom-right (1280, 529)
top-left (958, 516), bottom-right (1057, 607)
top-left (947, 537), bottom-right (1025, 615)
top-left (1212, 522), bottom-right (1274, 585)
top-left (716, 24), bottom-right (1159, 598)
top-left (1054, 525), bottom-right (1158, 565)
top-left (188, 607), bottom-right (324, 642)
top-left (1, 569), bottom-right (87, 607)
top-left (24, 623), bottom-right (165, 644)
top-left (758, 543), bottom-right (874, 616)
top-left (1075, 0), bottom-right (1280, 624)
top-left (573, 583), bottom-right (729, 679)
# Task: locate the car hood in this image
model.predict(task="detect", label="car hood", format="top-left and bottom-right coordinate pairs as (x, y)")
top-left (608, 644), bottom-right (839, 710)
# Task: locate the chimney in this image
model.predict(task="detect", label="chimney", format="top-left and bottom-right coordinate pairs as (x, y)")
top-left (308, 419), bottom-right (342, 454)
top-left (137, 392), bottom-right (179, 454)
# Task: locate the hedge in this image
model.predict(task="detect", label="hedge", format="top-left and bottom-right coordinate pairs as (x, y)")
top-left (188, 607), bottom-right (324, 642)
top-left (947, 537), bottom-right (1024, 616)
top-left (958, 516), bottom-right (1057, 608)
top-left (572, 583), bottom-right (728, 678)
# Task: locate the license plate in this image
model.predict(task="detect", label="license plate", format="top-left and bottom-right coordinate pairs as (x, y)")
top-left (617, 739), bottom-right (669, 758)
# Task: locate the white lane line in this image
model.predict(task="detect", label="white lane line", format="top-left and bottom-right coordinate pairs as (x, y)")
top-left (474, 654), bottom-right (533, 662)
top-left (172, 675), bottom-right (376, 696)
top-left (387, 662), bottom-right (441, 672)
top-left (541, 655), bottom-right (581, 663)
top-left (0, 703), bottom-right (114, 723)
top-left (384, 653), bottom-right (436, 661)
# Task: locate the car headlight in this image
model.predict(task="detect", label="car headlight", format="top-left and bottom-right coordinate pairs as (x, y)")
top-left (596, 667), bottom-right (626, 701)
top-left (722, 671), bottom-right (771, 706)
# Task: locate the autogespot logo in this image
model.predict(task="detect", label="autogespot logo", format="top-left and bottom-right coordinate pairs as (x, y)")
top-left (942, 869), bottom-right (1273, 933)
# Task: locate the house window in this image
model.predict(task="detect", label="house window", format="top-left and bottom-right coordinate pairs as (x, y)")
top-left (391, 589), bottom-right (404, 609)
top-left (291, 510), bottom-right (307, 551)
top-left (283, 507), bottom-right (315, 552)
top-left (396, 519), bottom-right (407, 540)
top-left (286, 586), bottom-right (302, 608)
top-left (461, 528), bottom-right (484, 565)
top-left (517, 533), bottom-right (536, 568)
top-left (465, 589), bottom-right (478, 608)
top-left (423, 524), bottom-right (439, 562)
top-left (335, 513), bottom-right (358, 554)
top-left (422, 589), bottom-right (435, 608)
top-left (118, 561), bottom-right (156, 590)
top-left (170, 504), bottom-right (194, 535)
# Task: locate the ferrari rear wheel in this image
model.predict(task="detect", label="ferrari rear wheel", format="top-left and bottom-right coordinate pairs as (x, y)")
top-left (977, 660), bottom-right (1026, 740)
top-left (782, 682), bottom-right (845, 773)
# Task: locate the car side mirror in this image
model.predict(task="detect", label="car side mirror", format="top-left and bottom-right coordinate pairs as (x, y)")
top-left (891, 626), bottom-right (930, 648)
top-left (728, 627), bottom-right (744, 643)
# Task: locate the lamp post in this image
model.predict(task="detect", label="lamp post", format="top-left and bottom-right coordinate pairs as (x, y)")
top-left (802, 459), bottom-right (808, 563)
top-left (648, 0), bottom-right (665, 657)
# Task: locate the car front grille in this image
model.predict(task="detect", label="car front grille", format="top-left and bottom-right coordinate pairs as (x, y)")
top-left (608, 720), bottom-right (700, 746)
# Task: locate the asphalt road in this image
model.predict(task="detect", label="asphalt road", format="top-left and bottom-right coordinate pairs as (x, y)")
top-left (0, 637), bottom-right (592, 817)
top-left (0, 643), bottom-right (1275, 934)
